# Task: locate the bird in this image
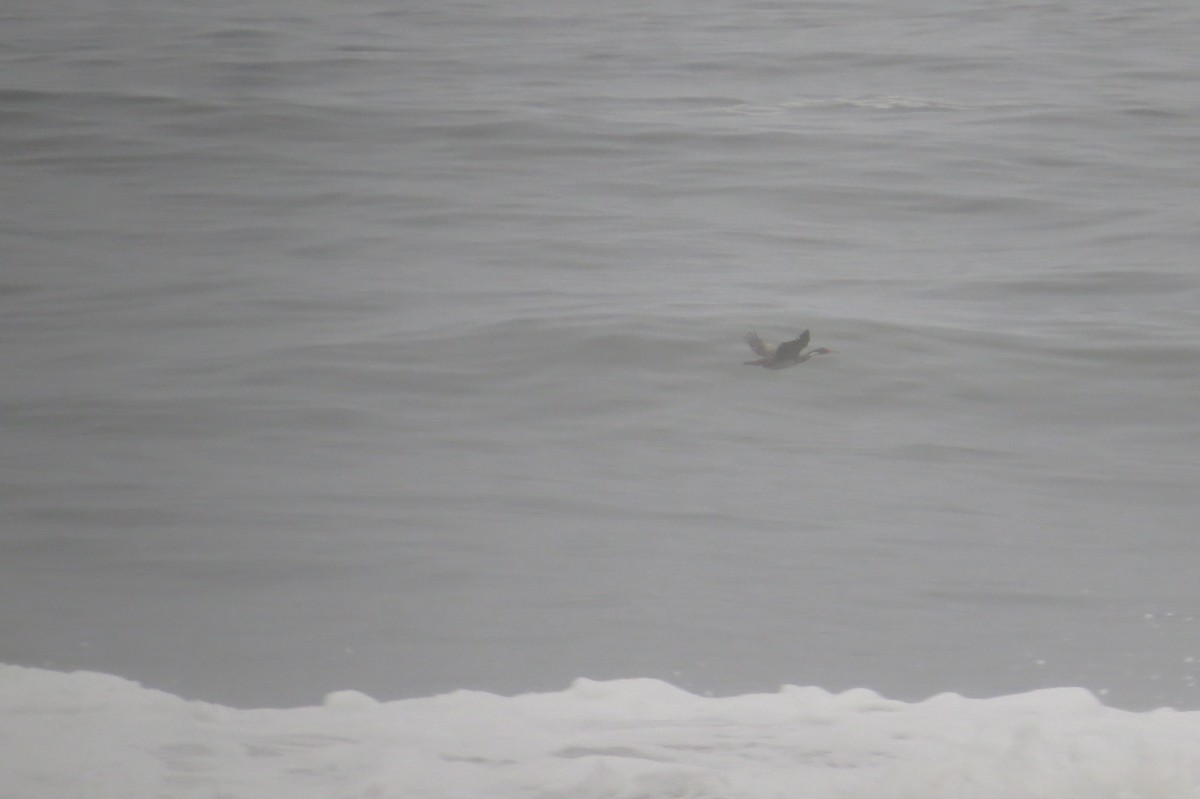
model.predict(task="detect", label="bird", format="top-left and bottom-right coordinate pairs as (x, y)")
top-left (743, 329), bottom-right (835, 369)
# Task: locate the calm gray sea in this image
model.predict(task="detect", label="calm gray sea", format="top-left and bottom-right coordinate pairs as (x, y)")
top-left (2, 0), bottom-right (1199, 710)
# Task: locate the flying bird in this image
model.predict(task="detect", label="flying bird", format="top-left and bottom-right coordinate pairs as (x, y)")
top-left (743, 329), bottom-right (834, 369)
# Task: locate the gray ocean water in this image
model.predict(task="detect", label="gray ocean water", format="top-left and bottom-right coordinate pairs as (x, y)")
top-left (2, 0), bottom-right (1199, 710)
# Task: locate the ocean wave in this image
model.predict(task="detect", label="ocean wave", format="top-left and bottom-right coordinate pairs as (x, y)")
top-left (3, 665), bottom-right (1198, 799)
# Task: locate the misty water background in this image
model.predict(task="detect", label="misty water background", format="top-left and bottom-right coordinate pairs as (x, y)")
top-left (2, 0), bottom-right (1199, 710)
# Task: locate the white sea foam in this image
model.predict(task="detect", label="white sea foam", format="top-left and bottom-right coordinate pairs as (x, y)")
top-left (2, 665), bottom-right (1198, 799)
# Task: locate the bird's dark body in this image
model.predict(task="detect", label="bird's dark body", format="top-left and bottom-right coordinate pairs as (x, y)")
top-left (743, 329), bottom-right (834, 369)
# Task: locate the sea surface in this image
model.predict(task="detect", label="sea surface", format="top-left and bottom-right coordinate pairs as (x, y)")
top-left (2, 0), bottom-right (1200, 718)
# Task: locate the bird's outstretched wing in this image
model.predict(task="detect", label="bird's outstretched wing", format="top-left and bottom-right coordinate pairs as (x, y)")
top-left (774, 329), bottom-right (811, 361)
top-left (744, 332), bottom-right (773, 358)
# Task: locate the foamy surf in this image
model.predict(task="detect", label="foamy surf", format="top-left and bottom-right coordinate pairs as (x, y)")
top-left (2, 664), bottom-right (1198, 798)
